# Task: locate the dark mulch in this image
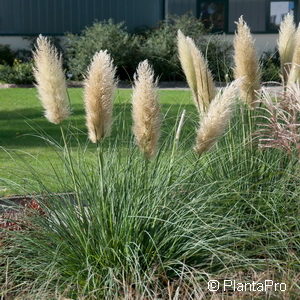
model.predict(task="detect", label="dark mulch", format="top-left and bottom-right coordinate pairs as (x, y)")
top-left (0, 196), bottom-right (44, 232)
top-left (0, 193), bottom-right (74, 233)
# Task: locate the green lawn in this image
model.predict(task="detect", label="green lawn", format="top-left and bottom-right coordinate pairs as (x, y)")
top-left (0, 88), bottom-right (196, 196)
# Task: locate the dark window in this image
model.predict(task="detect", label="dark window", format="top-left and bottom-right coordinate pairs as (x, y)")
top-left (269, 1), bottom-right (295, 30)
top-left (198, 1), bottom-right (227, 32)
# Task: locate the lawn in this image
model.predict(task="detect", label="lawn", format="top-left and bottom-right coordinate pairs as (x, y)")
top-left (0, 88), bottom-right (196, 196)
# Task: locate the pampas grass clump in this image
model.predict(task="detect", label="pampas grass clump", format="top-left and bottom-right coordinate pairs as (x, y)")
top-left (278, 13), bottom-right (296, 84)
top-left (33, 35), bottom-right (70, 124)
top-left (234, 16), bottom-right (261, 107)
top-left (84, 50), bottom-right (117, 143)
top-left (177, 30), bottom-right (216, 114)
top-left (194, 81), bottom-right (238, 155)
top-left (132, 60), bottom-right (161, 158)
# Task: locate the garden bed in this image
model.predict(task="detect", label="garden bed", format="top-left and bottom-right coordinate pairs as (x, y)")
top-left (0, 195), bottom-right (44, 232)
top-left (0, 193), bottom-right (72, 232)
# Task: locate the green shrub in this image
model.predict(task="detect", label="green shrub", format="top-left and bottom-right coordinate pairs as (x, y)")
top-left (0, 59), bottom-right (34, 84)
top-left (66, 19), bottom-right (141, 80)
top-left (142, 27), bottom-right (233, 81)
top-left (65, 15), bottom-right (233, 82)
top-left (260, 50), bottom-right (281, 83)
top-left (24, 36), bottom-right (63, 53)
top-left (14, 49), bottom-right (32, 62)
top-left (0, 44), bottom-right (15, 66)
top-left (138, 15), bottom-right (202, 81)
top-left (200, 35), bottom-right (233, 82)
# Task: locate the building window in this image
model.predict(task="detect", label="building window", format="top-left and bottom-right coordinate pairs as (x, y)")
top-left (198, 1), bottom-right (227, 32)
top-left (269, 1), bottom-right (295, 30)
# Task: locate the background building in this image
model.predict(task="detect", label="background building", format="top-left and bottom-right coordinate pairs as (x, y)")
top-left (0, 0), bottom-right (298, 52)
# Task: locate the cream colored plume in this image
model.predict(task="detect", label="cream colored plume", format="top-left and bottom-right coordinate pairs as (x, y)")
top-left (287, 27), bottom-right (300, 86)
top-left (234, 16), bottom-right (261, 107)
top-left (278, 13), bottom-right (296, 83)
top-left (132, 60), bottom-right (161, 158)
top-left (84, 50), bottom-right (117, 143)
top-left (33, 35), bottom-right (70, 124)
top-left (194, 80), bottom-right (238, 155)
top-left (177, 30), bottom-right (197, 98)
top-left (177, 30), bottom-right (216, 114)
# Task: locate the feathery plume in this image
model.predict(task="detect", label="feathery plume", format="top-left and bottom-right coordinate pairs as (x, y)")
top-left (287, 27), bottom-right (300, 85)
top-left (33, 35), bottom-right (70, 124)
top-left (188, 37), bottom-right (216, 113)
top-left (177, 30), bottom-right (197, 98)
top-left (234, 16), bottom-right (261, 107)
top-left (255, 84), bottom-right (300, 155)
top-left (278, 13), bottom-right (296, 83)
top-left (132, 60), bottom-right (161, 158)
top-left (177, 30), bottom-right (216, 114)
top-left (84, 50), bottom-right (117, 143)
top-left (194, 80), bottom-right (239, 155)
top-left (285, 82), bottom-right (300, 111)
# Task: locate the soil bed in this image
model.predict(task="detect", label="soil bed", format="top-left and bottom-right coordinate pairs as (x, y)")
top-left (0, 195), bottom-right (43, 232)
top-left (0, 193), bottom-right (73, 232)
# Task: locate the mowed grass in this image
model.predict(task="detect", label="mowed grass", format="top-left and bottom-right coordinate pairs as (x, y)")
top-left (0, 88), bottom-right (196, 196)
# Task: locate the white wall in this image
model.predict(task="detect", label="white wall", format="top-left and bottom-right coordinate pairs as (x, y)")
top-left (0, 36), bottom-right (69, 51)
top-left (0, 34), bottom-right (278, 55)
top-left (253, 34), bottom-right (278, 54)
top-left (217, 33), bottom-right (278, 55)
top-left (0, 36), bottom-right (31, 50)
